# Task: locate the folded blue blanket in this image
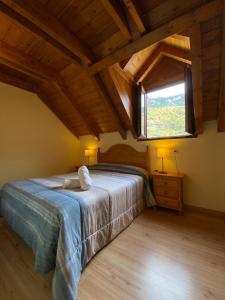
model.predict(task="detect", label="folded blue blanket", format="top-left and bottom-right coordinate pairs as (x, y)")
top-left (0, 180), bottom-right (84, 300)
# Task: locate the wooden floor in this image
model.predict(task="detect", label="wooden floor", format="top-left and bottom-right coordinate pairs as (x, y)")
top-left (1, 209), bottom-right (225, 300)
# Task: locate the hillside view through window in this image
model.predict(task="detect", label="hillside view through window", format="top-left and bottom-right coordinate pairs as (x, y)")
top-left (145, 82), bottom-right (190, 139)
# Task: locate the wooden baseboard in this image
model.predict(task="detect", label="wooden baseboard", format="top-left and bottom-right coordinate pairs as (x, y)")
top-left (185, 204), bottom-right (225, 219)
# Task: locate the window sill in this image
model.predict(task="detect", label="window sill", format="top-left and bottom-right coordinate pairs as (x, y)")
top-left (137, 134), bottom-right (197, 141)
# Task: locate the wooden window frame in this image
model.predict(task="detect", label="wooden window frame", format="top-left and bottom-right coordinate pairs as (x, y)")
top-left (135, 66), bottom-right (196, 141)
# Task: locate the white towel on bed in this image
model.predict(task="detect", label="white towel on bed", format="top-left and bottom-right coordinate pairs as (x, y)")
top-left (62, 178), bottom-right (81, 189)
top-left (78, 166), bottom-right (92, 190)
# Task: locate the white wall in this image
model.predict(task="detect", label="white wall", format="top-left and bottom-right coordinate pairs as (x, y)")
top-left (79, 121), bottom-right (225, 212)
top-left (0, 83), bottom-right (80, 186)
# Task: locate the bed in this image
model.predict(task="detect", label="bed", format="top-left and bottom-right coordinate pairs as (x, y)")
top-left (0, 144), bottom-right (155, 300)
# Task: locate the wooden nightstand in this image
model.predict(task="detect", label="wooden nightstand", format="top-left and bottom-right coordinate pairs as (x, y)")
top-left (153, 172), bottom-right (184, 213)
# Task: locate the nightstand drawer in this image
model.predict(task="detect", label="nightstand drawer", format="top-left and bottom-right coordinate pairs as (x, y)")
top-left (155, 196), bottom-right (179, 209)
top-left (154, 186), bottom-right (178, 198)
top-left (154, 178), bottom-right (178, 189)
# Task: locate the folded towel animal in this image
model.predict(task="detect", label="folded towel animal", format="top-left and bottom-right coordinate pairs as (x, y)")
top-left (78, 166), bottom-right (92, 190)
top-left (62, 178), bottom-right (80, 189)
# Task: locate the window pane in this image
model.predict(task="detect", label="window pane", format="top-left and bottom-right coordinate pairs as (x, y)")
top-left (141, 92), bottom-right (145, 136)
top-left (146, 83), bottom-right (189, 138)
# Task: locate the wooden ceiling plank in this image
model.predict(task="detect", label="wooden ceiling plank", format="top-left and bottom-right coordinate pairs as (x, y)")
top-left (0, 41), bottom-right (56, 81)
top-left (161, 44), bottom-right (191, 65)
top-left (135, 43), bottom-right (164, 83)
top-left (89, 73), bottom-right (127, 139)
top-left (89, 0), bottom-right (221, 75)
top-left (122, 0), bottom-right (146, 34)
top-left (37, 87), bottom-right (79, 138)
top-left (218, 0), bottom-right (225, 132)
top-left (100, 0), bottom-right (131, 40)
top-left (135, 42), bottom-right (191, 83)
top-left (190, 23), bottom-right (203, 134)
top-left (0, 0), bottom-right (93, 65)
top-left (56, 78), bottom-right (101, 139)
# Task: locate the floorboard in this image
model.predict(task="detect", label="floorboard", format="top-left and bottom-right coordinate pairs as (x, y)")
top-left (0, 209), bottom-right (225, 300)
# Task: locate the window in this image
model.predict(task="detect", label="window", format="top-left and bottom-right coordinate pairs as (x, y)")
top-left (146, 83), bottom-right (189, 139)
top-left (134, 67), bottom-right (196, 140)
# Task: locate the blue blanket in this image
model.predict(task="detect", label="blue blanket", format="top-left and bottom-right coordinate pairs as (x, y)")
top-left (0, 165), bottom-right (155, 300)
top-left (0, 180), bottom-right (85, 300)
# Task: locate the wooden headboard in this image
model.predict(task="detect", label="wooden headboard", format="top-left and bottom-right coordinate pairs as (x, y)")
top-left (97, 144), bottom-right (150, 172)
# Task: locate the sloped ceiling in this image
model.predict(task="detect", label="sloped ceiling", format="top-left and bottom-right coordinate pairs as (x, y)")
top-left (0, 0), bottom-right (224, 138)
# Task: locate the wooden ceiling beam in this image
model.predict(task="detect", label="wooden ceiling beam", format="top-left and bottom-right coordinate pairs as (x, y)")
top-left (100, 0), bottom-right (131, 40)
top-left (161, 45), bottom-right (191, 65)
top-left (218, 1), bottom-right (225, 132)
top-left (114, 64), bottom-right (134, 84)
top-left (0, 64), bottom-right (39, 93)
top-left (119, 56), bottom-right (133, 69)
top-left (0, 44), bottom-right (100, 138)
top-left (89, 0), bottom-right (221, 75)
top-left (0, 56), bottom-right (47, 82)
top-left (190, 23), bottom-right (203, 134)
top-left (0, 0), bottom-right (93, 65)
top-left (122, 0), bottom-right (146, 34)
top-left (172, 34), bottom-right (190, 42)
top-left (107, 66), bottom-right (137, 137)
top-left (0, 41), bottom-right (56, 81)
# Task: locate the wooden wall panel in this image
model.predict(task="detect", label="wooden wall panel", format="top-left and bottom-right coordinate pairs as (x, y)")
top-left (201, 13), bottom-right (222, 121)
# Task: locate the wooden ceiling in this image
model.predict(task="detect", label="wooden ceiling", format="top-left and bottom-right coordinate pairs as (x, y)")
top-left (0, 0), bottom-right (224, 138)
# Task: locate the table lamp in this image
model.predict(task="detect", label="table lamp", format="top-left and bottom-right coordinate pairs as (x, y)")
top-left (157, 148), bottom-right (170, 174)
top-left (84, 149), bottom-right (94, 165)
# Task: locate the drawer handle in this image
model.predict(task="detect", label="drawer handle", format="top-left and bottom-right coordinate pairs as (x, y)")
top-left (164, 182), bottom-right (168, 185)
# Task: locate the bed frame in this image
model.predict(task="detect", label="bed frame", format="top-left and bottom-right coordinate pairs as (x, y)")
top-left (97, 144), bottom-right (150, 172)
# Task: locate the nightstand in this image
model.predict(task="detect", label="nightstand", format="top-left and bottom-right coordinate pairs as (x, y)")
top-left (152, 172), bottom-right (184, 213)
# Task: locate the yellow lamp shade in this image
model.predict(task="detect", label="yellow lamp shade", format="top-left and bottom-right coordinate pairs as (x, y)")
top-left (84, 149), bottom-right (94, 157)
top-left (157, 148), bottom-right (170, 158)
